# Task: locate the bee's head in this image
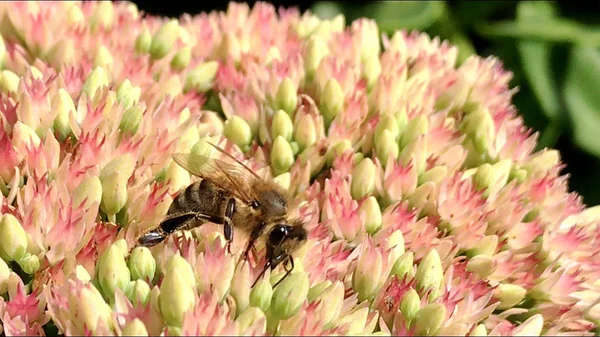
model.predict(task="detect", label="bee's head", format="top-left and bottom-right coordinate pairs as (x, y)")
top-left (265, 220), bottom-right (307, 270)
top-left (250, 185), bottom-right (289, 220)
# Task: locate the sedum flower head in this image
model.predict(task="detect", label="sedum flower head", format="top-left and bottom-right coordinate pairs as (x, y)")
top-left (0, 1), bottom-right (596, 336)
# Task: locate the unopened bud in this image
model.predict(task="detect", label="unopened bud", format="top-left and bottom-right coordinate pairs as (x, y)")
top-left (271, 109), bottom-right (294, 142)
top-left (166, 160), bottom-right (191, 193)
top-left (149, 20), bottom-right (180, 60)
top-left (79, 285), bottom-right (114, 334)
top-left (97, 244), bottom-right (130, 298)
top-left (413, 303), bottom-right (446, 336)
top-left (374, 129), bottom-right (399, 167)
top-left (184, 61), bottom-right (219, 93)
top-left (294, 114), bottom-right (318, 152)
top-left (82, 66), bottom-right (109, 101)
top-left (116, 80), bottom-right (141, 110)
top-left (52, 88), bottom-right (76, 140)
top-left (359, 196), bottom-right (382, 234)
top-left (0, 214), bottom-right (28, 262)
top-left (305, 36), bottom-right (328, 76)
top-left (462, 107), bottom-right (495, 154)
top-left (1, 70), bottom-right (20, 93)
top-left (469, 235), bottom-right (498, 257)
top-left (90, 1), bottom-right (114, 31)
top-left (122, 318), bottom-right (149, 336)
top-left (74, 265), bottom-right (91, 283)
top-left (100, 171), bottom-right (128, 216)
top-left (16, 253), bottom-right (39, 275)
top-left (466, 255), bottom-right (495, 278)
top-left (128, 247), bottom-right (156, 282)
top-left (236, 307), bottom-right (267, 334)
top-left (351, 158), bottom-right (376, 200)
top-left (414, 249), bottom-right (443, 300)
top-left (224, 115), bottom-right (252, 149)
top-left (231, 263), bottom-right (251, 314)
top-left (171, 46), bottom-right (192, 71)
top-left (270, 136), bottom-right (295, 176)
top-left (400, 288), bottom-right (420, 323)
top-left (66, 3), bottom-right (85, 28)
top-left (313, 281), bottom-right (344, 327)
top-left (470, 323), bottom-right (487, 336)
top-left (135, 27), bottom-right (152, 54)
top-left (513, 314), bottom-right (543, 336)
top-left (362, 54), bottom-right (381, 91)
top-left (94, 45), bottom-right (113, 69)
top-left (524, 149), bottom-right (560, 177)
top-left (375, 114), bottom-right (401, 141)
top-left (337, 306), bottom-right (370, 335)
top-left (12, 121), bottom-right (41, 152)
top-left (275, 78), bottom-right (298, 115)
top-left (119, 106), bottom-right (143, 137)
top-left (391, 251), bottom-right (414, 281)
top-left (419, 166), bottom-right (448, 185)
top-left (320, 78), bottom-right (344, 126)
top-left (326, 140), bottom-right (352, 166)
top-left (128, 279), bottom-right (151, 307)
top-left (0, 258), bottom-right (9, 295)
top-left (399, 115), bottom-right (428, 149)
top-left (216, 32), bottom-right (242, 63)
top-left (270, 271), bottom-right (309, 320)
top-left (273, 172), bottom-right (291, 190)
top-left (493, 284), bottom-right (526, 310)
top-left (159, 255), bottom-right (196, 326)
top-left (250, 276), bottom-right (273, 313)
top-left (307, 280), bottom-right (332, 302)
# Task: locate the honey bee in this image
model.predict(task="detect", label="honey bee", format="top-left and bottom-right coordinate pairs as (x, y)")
top-left (134, 142), bottom-right (307, 287)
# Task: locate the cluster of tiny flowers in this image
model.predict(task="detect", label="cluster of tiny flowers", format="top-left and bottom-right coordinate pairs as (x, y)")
top-left (0, 1), bottom-right (598, 336)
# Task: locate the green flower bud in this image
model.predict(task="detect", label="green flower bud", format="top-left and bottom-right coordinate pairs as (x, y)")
top-left (524, 149), bottom-right (559, 177)
top-left (466, 255), bottom-right (495, 278)
top-left (351, 157), bottom-right (376, 200)
top-left (294, 115), bottom-right (318, 152)
top-left (100, 171), bottom-right (128, 216)
top-left (224, 115), bottom-right (252, 149)
top-left (73, 175), bottom-right (102, 210)
top-left (375, 114), bottom-right (401, 141)
top-left (167, 325), bottom-right (182, 336)
top-left (413, 303), bottom-right (446, 336)
top-left (305, 35), bottom-right (328, 76)
top-left (122, 318), bottom-right (149, 336)
top-left (270, 271), bottom-right (309, 320)
top-left (12, 121), bottom-right (41, 152)
top-left (16, 253), bottom-right (39, 275)
top-left (116, 81), bottom-right (141, 110)
top-left (270, 136), bottom-right (295, 176)
top-left (166, 159), bottom-right (191, 192)
top-left (236, 307), bottom-right (267, 334)
top-left (119, 106), bottom-right (143, 136)
top-left (128, 247), bottom-right (156, 282)
top-left (159, 255), bottom-right (197, 326)
top-left (320, 78), bottom-right (344, 126)
top-left (435, 74), bottom-right (471, 111)
top-left (493, 284), bottom-right (526, 310)
top-left (52, 88), bottom-right (76, 140)
top-left (135, 27), bottom-right (152, 54)
top-left (419, 166), bottom-right (448, 186)
top-left (250, 275), bottom-right (273, 313)
top-left (414, 249), bottom-right (443, 300)
top-left (513, 314), bottom-right (543, 336)
top-left (66, 3), bottom-right (85, 28)
top-left (271, 109), bottom-right (294, 142)
top-left (149, 20), bottom-right (180, 60)
top-left (82, 66), bottom-right (109, 101)
top-left (374, 129), bottom-right (399, 167)
top-left (359, 196), bottom-right (382, 234)
top-left (336, 306), bottom-right (370, 335)
top-left (313, 281), bottom-right (345, 328)
top-left (90, 1), bottom-right (114, 31)
top-left (190, 137), bottom-right (216, 159)
top-left (171, 46), bottom-right (192, 71)
top-left (462, 106), bottom-right (495, 155)
top-left (0, 214), bottom-right (28, 262)
top-left (184, 61), bottom-right (219, 93)
top-left (326, 140), bottom-right (352, 166)
top-left (0, 258), bottom-right (10, 295)
top-left (399, 115), bottom-right (428, 149)
top-left (128, 279), bottom-right (151, 306)
top-left (362, 54), bottom-right (381, 91)
top-left (231, 263), bottom-right (251, 315)
top-left (469, 235), bottom-right (498, 257)
top-left (470, 323), bottom-right (487, 336)
top-left (78, 285), bottom-right (114, 334)
top-left (97, 244), bottom-right (131, 298)
top-left (74, 265), bottom-right (92, 283)
top-left (273, 172), bottom-right (291, 190)
top-left (400, 288), bottom-right (420, 323)
top-left (307, 280), bottom-right (332, 302)
top-left (1, 70), bottom-right (20, 93)
top-left (275, 78), bottom-right (297, 115)
top-left (94, 45), bottom-right (113, 69)
top-left (391, 251), bottom-right (414, 281)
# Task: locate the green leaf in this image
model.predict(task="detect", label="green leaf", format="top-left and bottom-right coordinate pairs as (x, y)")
top-left (311, 1), bottom-right (343, 20)
top-left (516, 1), bottom-right (561, 119)
top-left (369, 1), bottom-right (445, 33)
top-left (564, 47), bottom-right (600, 157)
top-left (453, 1), bottom-right (517, 26)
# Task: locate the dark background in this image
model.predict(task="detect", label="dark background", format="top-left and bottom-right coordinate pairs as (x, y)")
top-left (131, 1), bottom-right (600, 206)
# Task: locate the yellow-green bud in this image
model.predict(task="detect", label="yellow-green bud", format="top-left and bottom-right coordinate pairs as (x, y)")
top-left (216, 32), bottom-right (242, 63)
top-left (90, 1), bottom-right (114, 31)
top-left (462, 107), bottom-right (495, 154)
top-left (78, 285), bottom-right (114, 334)
top-left (375, 114), bottom-right (401, 141)
top-left (493, 283), bottom-right (526, 310)
top-left (116, 81), bottom-right (141, 110)
top-left (359, 196), bottom-right (382, 234)
top-left (16, 253), bottom-right (39, 275)
top-left (305, 35), bottom-right (328, 76)
top-left (265, 46), bottom-right (281, 65)
top-left (0, 214), bottom-right (28, 262)
top-left (100, 171), bottom-right (128, 216)
top-left (159, 255), bottom-right (197, 326)
top-left (236, 307), bottom-right (267, 334)
top-left (362, 54), bottom-right (381, 91)
top-left (128, 247), bottom-right (156, 282)
top-left (72, 175), bottom-right (102, 210)
top-left (190, 137), bottom-right (216, 159)
top-left (66, 3), bottom-right (85, 28)
top-left (97, 244), bottom-right (130, 297)
top-left (313, 281), bottom-right (345, 328)
top-left (82, 66), bottom-right (109, 101)
top-left (413, 303), bottom-right (446, 336)
top-left (122, 318), bottom-right (149, 336)
top-left (307, 280), bottom-right (332, 302)
top-left (1, 70), bottom-right (20, 93)
top-left (469, 235), bottom-right (498, 257)
top-left (94, 45), bottom-right (113, 69)
top-left (400, 288), bottom-right (420, 323)
top-left (52, 88), bottom-right (76, 140)
top-left (165, 159), bottom-right (191, 193)
top-left (149, 20), bottom-right (180, 60)
top-left (435, 74), bottom-right (471, 111)
top-left (249, 276), bottom-right (273, 313)
top-left (275, 78), bottom-right (298, 115)
top-left (419, 166), bottom-right (448, 186)
top-left (128, 279), bottom-right (151, 307)
top-left (326, 140), bottom-right (352, 166)
top-left (351, 158), bottom-right (376, 200)
top-left (171, 46), bottom-right (192, 71)
top-left (524, 149), bottom-right (560, 177)
top-left (294, 114), bottom-right (318, 152)
top-left (391, 251), bottom-right (414, 281)
top-left (0, 258), bottom-right (9, 295)
top-left (270, 136), bottom-right (295, 176)
top-left (470, 323), bottom-right (487, 336)
top-left (184, 61), bottom-right (219, 93)
top-left (135, 27), bottom-right (152, 54)
top-left (336, 306), bottom-right (370, 335)
top-left (399, 115), bottom-right (428, 149)
top-left (119, 106), bottom-right (143, 136)
top-left (74, 265), bottom-right (92, 283)
top-left (273, 172), bottom-right (291, 190)
top-left (166, 326), bottom-right (182, 336)
top-left (374, 129), bottom-right (399, 167)
top-left (414, 249), bottom-right (443, 300)
top-left (231, 263), bottom-right (251, 314)
top-left (513, 314), bottom-right (543, 336)
top-left (12, 121), bottom-right (41, 152)
top-left (224, 115), bottom-right (253, 149)
top-left (270, 271), bottom-right (309, 320)
top-left (466, 255), bottom-right (495, 278)
top-left (271, 109), bottom-right (294, 142)
top-left (320, 78), bottom-right (344, 126)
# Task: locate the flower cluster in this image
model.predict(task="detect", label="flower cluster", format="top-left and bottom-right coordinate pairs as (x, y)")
top-left (0, 1), bottom-right (598, 336)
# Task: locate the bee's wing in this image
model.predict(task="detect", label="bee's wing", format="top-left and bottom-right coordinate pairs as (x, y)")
top-left (172, 151), bottom-right (260, 203)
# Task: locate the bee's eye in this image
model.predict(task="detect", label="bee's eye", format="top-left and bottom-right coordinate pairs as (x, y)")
top-left (250, 200), bottom-right (260, 209)
top-left (269, 224), bottom-right (288, 242)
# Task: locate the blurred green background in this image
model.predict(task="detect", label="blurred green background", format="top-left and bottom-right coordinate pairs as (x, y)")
top-left (135, 1), bottom-right (600, 206)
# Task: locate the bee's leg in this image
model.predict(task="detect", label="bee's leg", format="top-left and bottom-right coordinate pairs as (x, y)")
top-left (251, 260), bottom-right (272, 288)
top-left (272, 256), bottom-right (294, 289)
top-left (223, 198), bottom-right (236, 255)
top-left (236, 223), bottom-right (266, 272)
top-left (135, 212), bottom-right (198, 248)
